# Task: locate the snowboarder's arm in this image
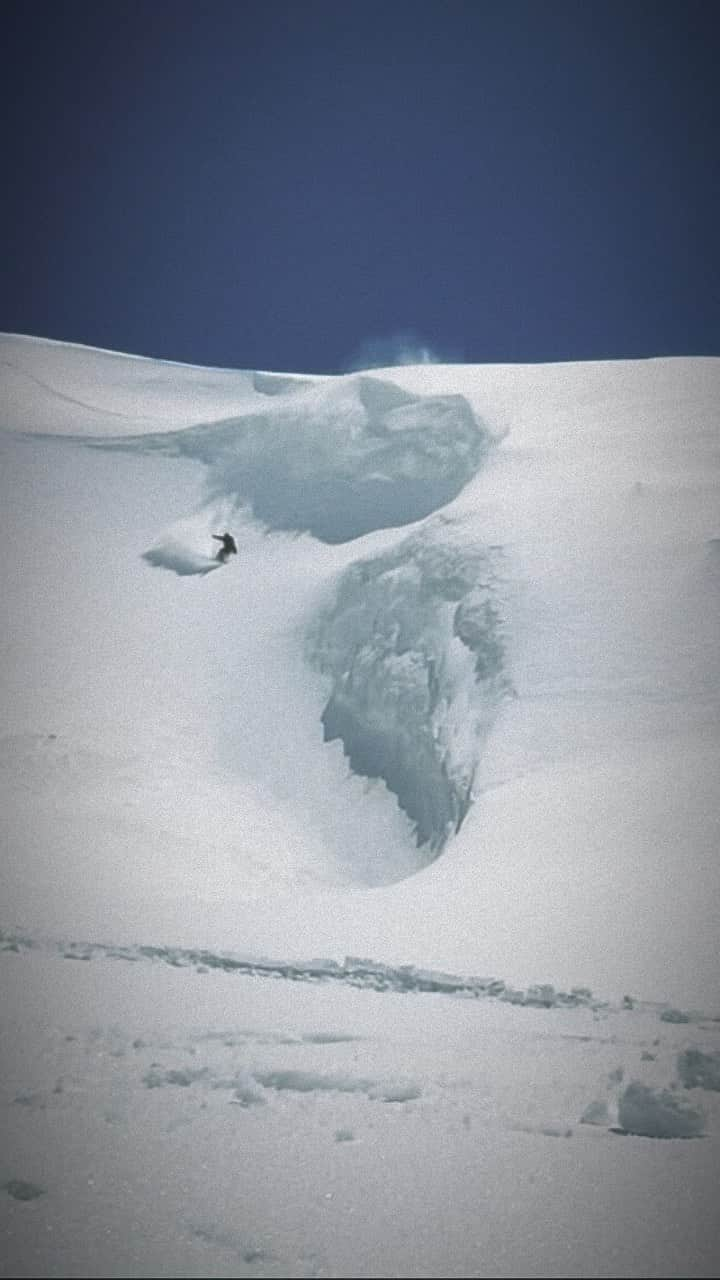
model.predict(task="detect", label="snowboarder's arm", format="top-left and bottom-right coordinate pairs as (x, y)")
top-left (211, 534), bottom-right (223, 541)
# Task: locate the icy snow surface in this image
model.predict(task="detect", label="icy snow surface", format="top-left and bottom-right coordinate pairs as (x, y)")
top-left (1, 333), bottom-right (719, 1276)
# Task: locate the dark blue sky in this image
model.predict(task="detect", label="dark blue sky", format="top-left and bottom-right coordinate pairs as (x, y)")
top-left (3, 1), bottom-right (719, 372)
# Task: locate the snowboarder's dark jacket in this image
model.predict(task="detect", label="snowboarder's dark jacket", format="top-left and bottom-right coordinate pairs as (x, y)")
top-left (212, 532), bottom-right (238, 561)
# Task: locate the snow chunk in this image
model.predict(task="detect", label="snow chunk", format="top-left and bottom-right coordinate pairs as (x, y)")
top-left (677, 1048), bottom-right (720, 1091)
top-left (229, 1076), bottom-right (267, 1108)
top-left (3, 1180), bottom-right (46, 1202)
top-left (659, 1007), bottom-right (691, 1024)
top-left (617, 1081), bottom-right (705, 1139)
top-left (580, 1099), bottom-right (610, 1127)
top-left (143, 1066), bottom-right (210, 1088)
top-left (254, 1068), bottom-right (420, 1102)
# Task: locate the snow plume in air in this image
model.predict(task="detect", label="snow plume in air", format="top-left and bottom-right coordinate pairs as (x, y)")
top-left (344, 331), bottom-right (460, 372)
top-left (142, 539), bottom-right (221, 577)
top-left (140, 507), bottom-right (238, 577)
top-left (307, 518), bottom-right (511, 852)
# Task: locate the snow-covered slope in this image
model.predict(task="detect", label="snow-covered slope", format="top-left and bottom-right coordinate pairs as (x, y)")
top-left (1, 334), bottom-right (719, 1007)
top-left (2, 335), bottom-right (720, 1279)
top-left (0, 332), bottom-right (313, 435)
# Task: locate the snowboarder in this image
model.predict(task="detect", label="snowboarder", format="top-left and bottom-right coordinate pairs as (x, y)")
top-left (212, 531), bottom-right (238, 563)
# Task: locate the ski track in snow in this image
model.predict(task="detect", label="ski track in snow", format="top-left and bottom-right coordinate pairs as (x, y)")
top-left (2, 939), bottom-right (720, 1278)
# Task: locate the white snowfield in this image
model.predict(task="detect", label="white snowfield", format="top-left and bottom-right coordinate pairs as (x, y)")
top-left (1, 333), bottom-right (719, 1277)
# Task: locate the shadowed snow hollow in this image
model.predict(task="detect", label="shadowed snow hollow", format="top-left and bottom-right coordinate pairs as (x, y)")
top-left (102, 374), bottom-right (490, 543)
top-left (306, 520), bottom-right (512, 850)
